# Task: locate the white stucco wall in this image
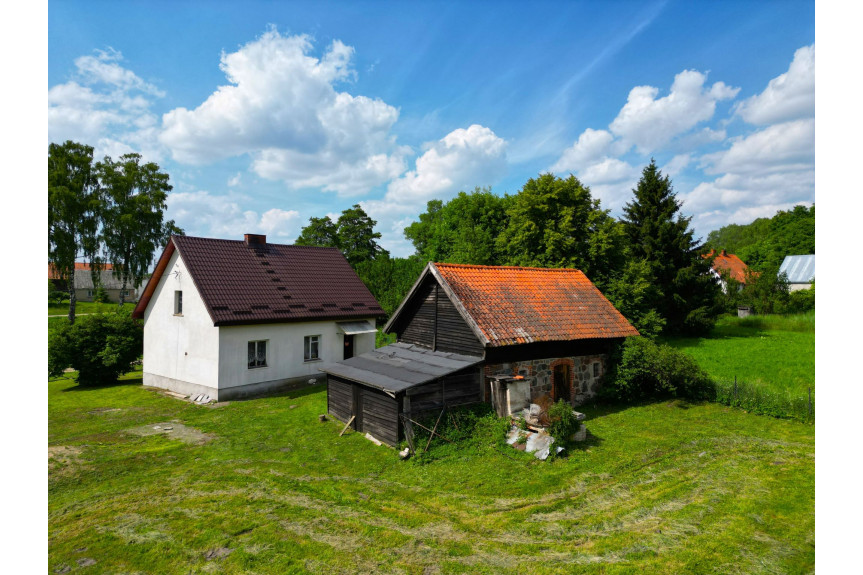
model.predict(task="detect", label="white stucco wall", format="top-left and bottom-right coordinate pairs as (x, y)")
top-left (217, 319), bottom-right (376, 389)
top-left (142, 250), bottom-right (220, 390)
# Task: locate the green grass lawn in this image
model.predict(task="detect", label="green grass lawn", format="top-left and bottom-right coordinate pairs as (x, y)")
top-left (49, 301), bottom-right (136, 316)
top-left (663, 312), bottom-right (815, 398)
top-left (49, 372), bottom-right (814, 574)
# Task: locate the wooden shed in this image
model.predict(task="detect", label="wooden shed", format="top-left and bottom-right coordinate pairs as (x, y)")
top-left (324, 343), bottom-right (483, 446)
top-left (323, 262), bottom-right (639, 446)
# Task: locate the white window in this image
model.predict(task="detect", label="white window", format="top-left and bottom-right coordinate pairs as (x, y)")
top-left (174, 291), bottom-right (183, 315)
top-left (248, 340), bottom-right (267, 369)
top-left (304, 335), bottom-right (320, 362)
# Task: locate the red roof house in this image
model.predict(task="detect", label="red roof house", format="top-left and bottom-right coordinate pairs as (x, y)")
top-left (133, 234), bottom-right (384, 401)
top-left (704, 249), bottom-right (749, 291)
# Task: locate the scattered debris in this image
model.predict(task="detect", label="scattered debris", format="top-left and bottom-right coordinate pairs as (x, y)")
top-left (339, 415), bottom-right (356, 436)
top-left (398, 447), bottom-right (411, 460)
top-left (308, 378), bottom-right (318, 385)
top-left (74, 548), bottom-right (87, 553)
top-left (204, 547), bottom-right (234, 561)
top-left (126, 423), bottom-right (214, 445)
top-left (364, 433), bottom-right (384, 447)
top-left (160, 390), bottom-right (188, 400)
top-left (319, 414), bottom-right (328, 422)
top-left (76, 558), bottom-right (97, 567)
top-left (289, 404), bottom-right (298, 409)
top-left (192, 393), bottom-right (212, 404)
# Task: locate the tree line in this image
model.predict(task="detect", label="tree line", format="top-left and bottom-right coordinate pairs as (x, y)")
top-left (298, 161), bottom-right (730, 337)
top-left (48, 141), bottom-right (181, 322)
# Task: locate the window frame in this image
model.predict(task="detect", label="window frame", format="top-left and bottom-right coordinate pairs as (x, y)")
top-left (174, 290), bottom-right (183, 316)
top-left (248, 340), bottom-right (268, 369)
top-left (304, 335), bottom-right (321, 362)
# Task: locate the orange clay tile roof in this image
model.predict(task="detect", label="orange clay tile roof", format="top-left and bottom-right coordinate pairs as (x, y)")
top-left (433, 263), bottom-right (639, 346)
top-left (48, 262), bottom-right (114, 279)
top-left (704, 250), bottom-right (748, 283)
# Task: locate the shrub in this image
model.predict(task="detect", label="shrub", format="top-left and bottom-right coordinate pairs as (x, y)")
top-left (547, 399), bottom-right (580, 440)
top-left (93, 285), bottom-right (110, 303)
top-left (407, 403), bottom-right (509, 463)
top-left (784, 283), bottom-right (814, 314)
top-left (48, 309), bottom-right (143, 386)
top-left (604, 337), bottom-right (715, 402)
top-left (48, 281), bottom-right (69, 304)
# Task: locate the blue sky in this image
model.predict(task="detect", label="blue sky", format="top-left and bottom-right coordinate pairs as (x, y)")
top-left (48, 0), bottom-right (815, 256)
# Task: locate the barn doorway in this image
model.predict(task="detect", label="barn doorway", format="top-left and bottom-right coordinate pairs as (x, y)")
top-left (343, 334), bottom-right (354, 360)
top-left (553, 363), bottom-right (571, 404)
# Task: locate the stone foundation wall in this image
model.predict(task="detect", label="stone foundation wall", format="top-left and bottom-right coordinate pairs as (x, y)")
top-left (484, 354), bottom-right (608, 405)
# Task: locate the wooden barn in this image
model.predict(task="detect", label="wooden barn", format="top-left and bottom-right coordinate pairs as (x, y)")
top-left (321, 262), bottom-right (639, 446)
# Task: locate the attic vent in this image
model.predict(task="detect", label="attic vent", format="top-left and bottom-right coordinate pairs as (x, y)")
top-left (212, 305), bottom-right (228, 311)
top-left (288, 304), bottom-right (306, 309)
top-left (308, 307), bottom-right (324, 312)
top-left (282, 295), bottom-right (292, 300)
top-left (340, 306), bottom-right (355, 311)
top-left (322, 303), bottom-right (337, 308)
top-left (266, 270), bottom-right (275, 274)
top-left (271, 278), bottom-right (281, 282)
top-left (276, 286), bottom-right (286, 291)
top-left (251, 305), bottom-right (270, 310)
top-left (233, 310), bottom-right (252, 315)
top-left (273, 308), bottom-right (292, 313)
top-left (351, 302), bottom-right (366, 307)
top-left (255, 253), bottom-right (266, 258)
top-left (261, 261), bottom-right (271, 266)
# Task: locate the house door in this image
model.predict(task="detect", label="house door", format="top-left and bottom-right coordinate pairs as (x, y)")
top-left (343, 334), bottom-right (354, 360)
top-left (553, 364), bottom-right (571, 404)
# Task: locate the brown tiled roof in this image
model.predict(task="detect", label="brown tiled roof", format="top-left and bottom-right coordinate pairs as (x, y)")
top-left (704, 249), bottom-right (748, 284)
top-left (133, 235), bottom-right (384, 326)
top-left (49, 262), bottom-right (114, 279)
top-left (432, 263), bottom-right (639, 347)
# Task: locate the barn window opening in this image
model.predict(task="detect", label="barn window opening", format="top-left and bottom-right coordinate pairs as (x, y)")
top-left (304, 335), bottom-right (320, 362)
top-left (593, 362), bottom-right (600, 377)
top-left (248, 340), bottom-right (267, 369)
top-left (174, 291), bottom-right (183, 315)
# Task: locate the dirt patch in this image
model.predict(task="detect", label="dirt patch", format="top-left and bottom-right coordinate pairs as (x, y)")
top-left (49, 446), bottom-right (85, 475)
top-left (126, 422), bottom-right (214, 445)
top-left (88, 407), bottom-right (122, 414)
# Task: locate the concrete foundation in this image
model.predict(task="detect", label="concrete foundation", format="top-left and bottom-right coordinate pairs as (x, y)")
top-left (143, 372), bottom-right (326, 401)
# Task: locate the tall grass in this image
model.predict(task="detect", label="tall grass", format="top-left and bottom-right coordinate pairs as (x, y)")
top-left (718, 310), bottom-right (815, 333)
top-left (712, 377), bottom-right (814, 422)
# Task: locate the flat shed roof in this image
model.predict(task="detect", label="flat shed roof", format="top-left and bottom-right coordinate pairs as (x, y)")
top-left (321, 342), bottom-right (483, 395)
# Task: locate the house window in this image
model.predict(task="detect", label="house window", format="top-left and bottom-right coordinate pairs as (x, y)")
top-left (174, 291), bottom-right (183, 315)
top-left (593, 362), bottom-right (600, 378)
top-left (87, 290), bottom-right (94, 297)
top-left (248, 340), bottom-right (267, 369)
top-left (304, 335), bottom-right (320, 362)
top-left (122, 290), bottom-right (130, 297)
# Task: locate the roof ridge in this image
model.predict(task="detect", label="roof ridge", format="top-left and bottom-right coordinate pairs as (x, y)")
top-left (434, 262), bottom-right (584, 273)
top-left (175, 235), bottom-right (341, 250)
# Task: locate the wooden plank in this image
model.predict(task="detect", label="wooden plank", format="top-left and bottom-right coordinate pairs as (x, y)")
top-left (339, 415), bottom-right (356, 436)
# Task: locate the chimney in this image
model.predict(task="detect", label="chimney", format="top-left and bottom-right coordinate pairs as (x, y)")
top-left (244, 234), bottom-right (267, 246)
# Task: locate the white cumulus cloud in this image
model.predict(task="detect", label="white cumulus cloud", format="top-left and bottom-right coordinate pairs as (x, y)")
top-left (159, 28), bottom-right (405, 196)
top-left (362, 124), bottom-right (508, 257)
top-left (735, 44), bottom-right (815, 125)
top-left (166, 191), bottom-right (301, 239)
top-left (700, 119), bottom-right (814, 176)
top-left (609, 70), bottom-right (739, 154)
top-left (48, 48), bottom-right (163, 160)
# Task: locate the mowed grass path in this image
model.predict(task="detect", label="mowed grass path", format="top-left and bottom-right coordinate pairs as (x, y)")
top-left (664, 313), bottom-right (815, 397)
top-left (49, 373), bottom-right (814, 574)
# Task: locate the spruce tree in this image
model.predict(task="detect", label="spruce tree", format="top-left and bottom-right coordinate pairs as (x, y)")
top-left (622, 160), bottom-right (720, 335)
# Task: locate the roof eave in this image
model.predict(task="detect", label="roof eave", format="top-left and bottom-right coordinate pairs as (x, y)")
top-left (132, 239), bottom-right (176, 319)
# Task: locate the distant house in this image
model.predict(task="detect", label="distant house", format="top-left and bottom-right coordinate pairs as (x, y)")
top-left (322, 263), bottom-right (639, 446)
top-left (132, 234), bottom-right (384, 401)
top-left (704, 249), bottom-right (749, 293)
top-left (48, 262), bottom-right (142, 303)
top-left (779, 254), bottom-right (815, 291)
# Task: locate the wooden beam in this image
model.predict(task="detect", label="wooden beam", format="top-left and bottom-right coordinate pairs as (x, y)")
top-left (339, 415), bottom-right (356, 436)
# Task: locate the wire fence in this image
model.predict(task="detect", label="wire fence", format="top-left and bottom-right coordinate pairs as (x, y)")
top-left (711, 376), bottom-right (813, 423)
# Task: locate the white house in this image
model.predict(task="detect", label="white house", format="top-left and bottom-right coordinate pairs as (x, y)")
top-left (132, 234), bottom-right (383, 400)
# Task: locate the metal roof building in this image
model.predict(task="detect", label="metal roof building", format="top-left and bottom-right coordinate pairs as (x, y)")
top-left (779, 254), bottom-right (815, 288)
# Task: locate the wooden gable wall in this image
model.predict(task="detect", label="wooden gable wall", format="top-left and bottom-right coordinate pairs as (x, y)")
top-left (393, 274), bottom-right (484, 357)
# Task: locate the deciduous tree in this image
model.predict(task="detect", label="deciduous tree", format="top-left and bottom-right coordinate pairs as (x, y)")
top-left (97, 153), bottom-right (179, 305)
top-left (48, 141), bottom-right (102, 323)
